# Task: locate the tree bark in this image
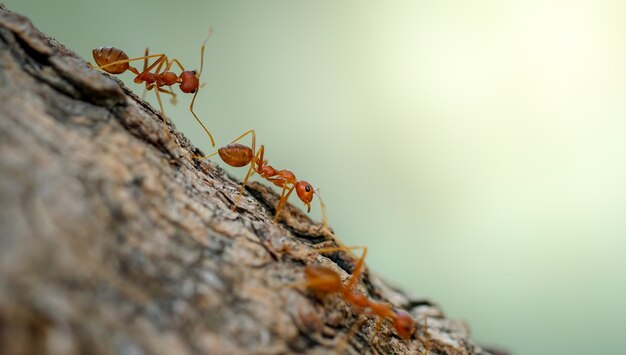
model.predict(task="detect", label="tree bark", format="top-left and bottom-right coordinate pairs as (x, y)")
top-left (0, 5), bottom-right (504, 355)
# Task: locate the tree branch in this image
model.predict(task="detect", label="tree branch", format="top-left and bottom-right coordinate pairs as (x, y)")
top-left (0, 5), bottom-right (503, 355)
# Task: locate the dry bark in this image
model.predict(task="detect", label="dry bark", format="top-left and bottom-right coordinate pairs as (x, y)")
top-left (0, 5), bottom-right (504, 355)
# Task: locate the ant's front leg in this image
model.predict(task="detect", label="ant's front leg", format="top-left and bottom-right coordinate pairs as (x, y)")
top-left (273, 185), bottom-right (295, 224)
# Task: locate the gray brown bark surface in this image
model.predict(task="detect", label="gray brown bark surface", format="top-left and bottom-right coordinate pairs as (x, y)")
top-left (0, 5), bottom-right (502, 355)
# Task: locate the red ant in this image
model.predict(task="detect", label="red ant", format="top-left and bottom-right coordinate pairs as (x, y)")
top-left (195, 129), bottom-right (329, 226)
top-left (300, 246), bottom-right (418, 341)
top-left (91, 31), bottom-right (216, 146)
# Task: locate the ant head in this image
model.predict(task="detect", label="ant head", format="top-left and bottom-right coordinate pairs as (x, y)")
top-left (179, 70), bottom-right (199, 93)
top-left (393, 311), bottom-right (416, 340)
top-left (295, 181), bottom-right (315, 212)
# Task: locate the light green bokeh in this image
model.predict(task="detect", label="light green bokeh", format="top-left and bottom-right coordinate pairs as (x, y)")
top-left (5, 1), bottom-right (626, 354)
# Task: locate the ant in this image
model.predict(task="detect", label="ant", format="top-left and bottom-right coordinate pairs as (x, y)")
top-left (300, 246), bottom-right (417, 341)
top-left (195, 129), bottom-right (329, 226)
top-left (298, 245), bottom-right (431, 353)
top-left (91, 31), bottom-right (216, 146)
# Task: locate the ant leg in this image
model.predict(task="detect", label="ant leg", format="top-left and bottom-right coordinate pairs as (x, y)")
top-left (158, 87), bottom-right (178, 105)
top-left (274, 184), bottom-right (290, 211)
top-left (140, 48), bottom-right (150, 100)
top-left (229, 129), bottom-right (256, 147)
top-left (153, 55), bottom-right (167, 77)
top-left (143, 48), bottom-right (149, 72)
top-left (193, 130), bottom-right (256, 160)
top-left (312, 188), bottom-right (358, 259)
top-left (93, 53), bottom-right (165, 73)
top-left (346, 245), bottom-right (367, 289)
top-left (369, 317), bottom-right (385, 347)
top-left (237, 145), bottom-right (263, 193)
top-left (314, 246), bottom-right (368, 289)
top-left (150, 84), bottom-right (169, 138)
top-left (172, 59), bottom-right (185, 72)
top-left (189, 85), bottom-right (215, 147)
top-left (197, 28), bottom-right (213, 78)
top-left (314, 188), bottom-right (330, 229)
top-left (144, 56), bottom-right (173, 139)
top-left (273, 185), bottom-right (295, 224)
top-left (163, 57), bottom-right (185, 72)
top-left (314, 245), bottom-right (367, 255)
top-left (255, 145), bottom-right (266, 172)
top-left (232, 164), bottom-right (255, 208)
top-left (336, 314), bottom-right (367, 353)
top-left (311, 189), bottom-right (356, 258)
top-left (230, 143), bottom-right (265, 209)
top-left (136, 53), bottom-right (166, 77)
top-left (232, 148), bottom-right (263, 209)
top-left (187, 28), bottom-right (215, 146)
top-left (163, 28), bottom-right (212, 75)
top-left (135, 54), bottom-right (167, 82)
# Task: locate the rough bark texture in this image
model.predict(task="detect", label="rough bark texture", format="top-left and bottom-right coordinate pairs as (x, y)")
top-left (0, 5), bottom-right (503, 355)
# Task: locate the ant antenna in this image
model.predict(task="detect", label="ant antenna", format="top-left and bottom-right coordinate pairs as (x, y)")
top-left (198, 27), bottom-right (213, 78)
top-left (189, 27), bottom-right (215, 146)
top-left (314, 188), bottom-right (356, 259)
top-left (314, 188), bottom-right (329, 230)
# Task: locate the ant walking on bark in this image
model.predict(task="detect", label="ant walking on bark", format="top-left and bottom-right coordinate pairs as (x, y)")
top-left (194, 129), bottom-right (329, 226)
top-left (91, 30), bottom-right (216, 146)
top-left (303, 246), bottom-right (417, 338)
top-left (296, 245), bottom-right (431, 353)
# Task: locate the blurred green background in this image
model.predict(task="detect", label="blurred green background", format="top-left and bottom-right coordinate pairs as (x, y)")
top-left (5, 1), bottom-right (625, 354)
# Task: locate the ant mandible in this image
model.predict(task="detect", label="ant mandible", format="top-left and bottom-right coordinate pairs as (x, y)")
top-left (91, 30), bottom-right (216, 146)
top-left (194, 129), bottom-right (329, 226)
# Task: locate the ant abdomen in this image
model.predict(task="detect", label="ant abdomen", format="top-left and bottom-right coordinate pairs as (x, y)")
top-left (218, 143), bottom-right (254, 167)
top-left (92, 46), bottom-right (130, 74)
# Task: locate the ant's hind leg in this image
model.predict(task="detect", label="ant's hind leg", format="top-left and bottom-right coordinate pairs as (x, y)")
top-left (232, 162), bottom-right (257, 210)
top-left (231, 145), bottom-right (264, 209)
top-left (229, 129), bottom-right (256, 149)
top-left (192, 130), bottom-right (257, 161)
top-left (163, 57), bottom-right (186, 72)
top-left (93, 53), bottom-right (165, 73)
